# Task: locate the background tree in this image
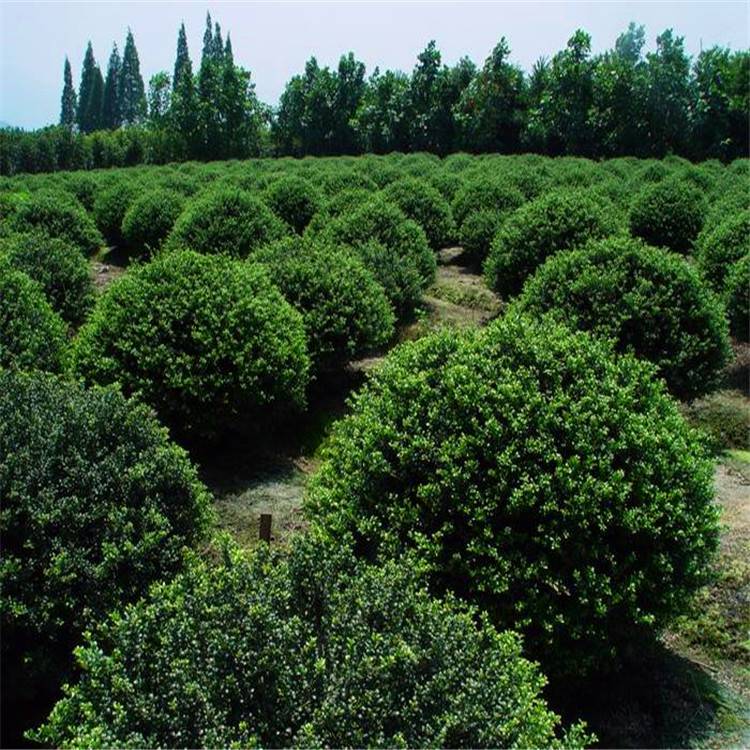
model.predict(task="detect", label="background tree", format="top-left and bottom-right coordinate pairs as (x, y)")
top-left (59, 57), bottom-right (77, 129)
top-left (148, 72), bottom-right (171, 126)
top-left (76, 42), bottom-right (103, 133)
top-left (333, 52), bottom-right (366, 153)
top-left (351, 67), bottom-right (410, 153)
top-left (119, 29), bottom-right (146, 126)
top-left (101, 44), bottom-right (122, 129)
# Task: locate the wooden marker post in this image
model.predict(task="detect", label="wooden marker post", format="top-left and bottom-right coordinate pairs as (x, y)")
top-left (259, 513), bottom-right (272, 543)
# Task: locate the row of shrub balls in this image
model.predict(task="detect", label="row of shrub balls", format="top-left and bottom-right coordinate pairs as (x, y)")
top-left (0, 152), bottom-right (747, 747)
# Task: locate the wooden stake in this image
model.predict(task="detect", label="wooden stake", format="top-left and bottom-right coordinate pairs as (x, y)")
top-left (259, 513), bottom-right (272, 543)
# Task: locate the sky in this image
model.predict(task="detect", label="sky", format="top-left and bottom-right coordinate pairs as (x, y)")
top-left (1, 1), bottom-right (748, 130)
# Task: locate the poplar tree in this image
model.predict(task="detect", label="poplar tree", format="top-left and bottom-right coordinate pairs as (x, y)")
top-left (170, 23), bottom-right (198, 157)
top-left (119, 29), bottom-right (146, 125)
top-left (173, 22), bottom-right (191, 91)
top-left (102, 44), bottom-right (122, 129)
top-left (77, 42), bottom-right (102, 132)
top-left (59, 57), bottom-right (77, 128)
top-left (202, 12), bottom-right (213, 60)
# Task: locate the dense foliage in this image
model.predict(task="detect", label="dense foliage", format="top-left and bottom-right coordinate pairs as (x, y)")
top-left (629, 177), bottom-right (707, 253)
top-left (0, 370), bottom-right (211, 730)
top-left (0, 258), bottom-right (68, 371)
top-left (263, 175), bottom-right (323, 234)
top-left (724, 254), bottom-right (749, 342)
top-left (0, 232), bottom-right (95, 326)
top-left (92, 179), bottom-right (140, 245)
top-left (695, 210), bottom-right (750, 291)
top-left (484, 189), bottom-right (618, 296)
top-left (307, 314), bottom-right (719, 675)
top-left (121, 188), bottom-right (185, 256)
top-left (450, 175), bottom-right (525, 227)
top-left (459, 208), bottom-right (506, 264)
top-left (515, 237), bottom-right (731, 400)
top-left (73, 249), bottom-right (309, 439)
top-left (255, 237), bottom-right (394, 371)
top-left (34, 537), bottom-right (590, 749)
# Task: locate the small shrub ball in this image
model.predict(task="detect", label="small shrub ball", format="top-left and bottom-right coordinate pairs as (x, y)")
top-left (35, 537), bottom-right (590, 749)
top-left (263, 175), bottom-right (323, 234)
top-left (121, 189), bottom-right (185, 257)
top-left (0, 258), bottom-right (68, 372)
top-left (484, 189), bottom-right (618, 297)
top-left (451, 176), bottom-right (525, 227)
top-left (459, 209), bottom-right (506, 265)
top-left (515, 237), bottom-right (731, 401)
top-left (695, 210), bottom-right (750, 292)
top-left (307, 314), bottom-right (719, 676)
top-left (0, 370), bottom-right (211, 733)
top-left (724, 254), bottom-right (749, 342)
top-left (73, 249), bottom-right (310, 440)
top-left (92, 180), bottom-right (141, 245)
top-left (629, 177), bottom-right (707, 253)
top-left (167, 186), bottom-right (287, 258)
top-left (1, 232), bottom-right (95, 327)
top-left (255, 237), bottom-right (394, 371)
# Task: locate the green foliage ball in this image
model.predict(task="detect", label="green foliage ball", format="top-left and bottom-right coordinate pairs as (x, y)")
top-left (695, 210), bottom-right (750, 292)
top-left (167, 186), bottom-right (287, 258)
top-left (450, 176), bottom-right (525, 227)
top-left (72, 249), bottom-right (309, 440)
top-left (459, 209), bottom-right (506, 265)
top-left (724, 254), bottom-right (749, 342)
top-left (121, 189), bottom-right (185, 257)
top-left (629, 177), bottom-right (707, 253)
top-left (35, 537), bottom-right (590, 749)
top-left (484, 189), bottom-right (618, 297)
top-left (1, 232), bottom-right (95, 327)
top-left (515, 237), bottom-right (731, 401)
top-left (307, 314), bottom-right (719, 676)
top-left (92, 181), bottom-right (140, 245)
top-left (264, 175), bottom-right (323, 234)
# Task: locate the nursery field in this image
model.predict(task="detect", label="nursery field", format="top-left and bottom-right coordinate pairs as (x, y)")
top-left (1, 151), bottom-right (749, 748)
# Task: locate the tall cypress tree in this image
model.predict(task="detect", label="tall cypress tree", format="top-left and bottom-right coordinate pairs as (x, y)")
top-left (119, 29), bottom-right (147, 125)
top-left (173, 22), bottom-right (191, 91)
top-left (202, 12), bottom-right (213, 60)
top-left (102, 44), bottom-right (122, 129)
top-left (60, 57), bottom-right (77, 128)
top-left (212, 22), bottom-right (224, 60)
top-left (77, 42), bottom-right (103, 132)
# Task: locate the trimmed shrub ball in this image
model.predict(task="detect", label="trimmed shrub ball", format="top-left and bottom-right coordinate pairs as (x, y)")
top-left (0, 258), bottom-right (67, 372)
top-left (515, 237), bottom-right (731, 401)
top-left (307, 314), bottom-right (719, 677)
top-left (92, 180), bottom-right (140, 245)
top-left (263, 175), bottom-right (323, 234)
top-left (255, 237), bottom-right (394, 372)
top-left (451, 176), bottom-right (525, 227)
top-left (0, 232), bottom-right (95, 327)
top-left (34, 537), bottom-right (591, 750)
top-left (382, 177), bottom-right (456, 250)
top-left (724, 254), bottom-right (749, 342)
top-left (459, 209), bottom-right (506, 265)
top-left (323, 196), bottom-right (436, 316)
top-left (167, 186), bottom-right (287, 258)
top-left (695, 210), bottom-right (750, 292)
top-left (629, 177), bottom-right (707, 253)
top-left (7, 190), bottom-right (104, 256)
top-left (484, 189), bottom-right (619, 297)
top-left (72, 249), bottom-right (310, 440)
top-left (121, 189), bottom-right (185, 257)
top-left (0, 370), bottom-right (211, 742)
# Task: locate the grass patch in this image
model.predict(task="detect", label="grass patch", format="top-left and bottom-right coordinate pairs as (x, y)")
top-left (682, 389), bottom-right (750, 453)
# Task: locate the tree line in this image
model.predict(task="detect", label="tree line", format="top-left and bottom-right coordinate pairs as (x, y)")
top-left (1, 15), bottom-right (747, 175)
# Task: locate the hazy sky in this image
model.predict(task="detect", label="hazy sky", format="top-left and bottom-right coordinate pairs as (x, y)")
top-left (1, 1), bottom-right (747, 129)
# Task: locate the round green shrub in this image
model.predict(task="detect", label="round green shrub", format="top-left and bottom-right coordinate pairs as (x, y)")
top-left (320, 170), bottom-right (378, 196)
top-left (263, 176), bottom-right (323, 234)
top-left (8, 190), bottom-right (104, 256)
top-left (484, 190), bottom-right (619, 297)
top-left (0, 258), bottom-right (67, 372)
top-left (255, 237), bottom-right (394, 371)
top-left (695, 210), bottom-right (750, 292)
top-left (428, 171), bottom-right (462, 201)
top-left (724, 254), bottom-right (749, 342)
top-left (514, 237), bottom-right (731, 401)
top-left (0, 370), bottom-right (212, 738)
top-left (167, 186), bottom-right (287, 258)
top-left (121, 189), bottom-right (185, 257)
top-left (34, 537), bottom-right (590, 749)
top-left (73, 250), bottom-right (310, 440)
top-left (451, 176), bottom-right (525, 227)
top-left (382, 177), bottom-right (456, 250)
top-left (62, 173), bottom-right (98, 211)
top-left (629, 177), bottom-right (707, 253)
top-left (92, 181), bottom-right (140, 245)
top-left (0, 232), bottom-right (95, 327)
top-left (459, 209), bottom-right (506, 265)
top-left (323, 196), bottom-right (435, 315)
top-left (307, 314), bottom-right (719, 676)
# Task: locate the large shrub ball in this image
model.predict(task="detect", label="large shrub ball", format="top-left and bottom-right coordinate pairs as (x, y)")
top-left (255, 237), bottom-right (394, 372)
top-left (629, 177), bottom-right (707, 253)
top-left (121, 189), bottom-right (185, 257)
top-left (450, 176), bottom-right (525, 227)
top-left (484, 189), bottom-right (619, 297)
top-left (307, 314), bottom-right (719, 676)
top-left (72, 250), bottom-right (310, 440)
top-left (263, 175), bottom-right (323, 234)
top-left (0, 371), bottom-right (211, 739)
top-left (34, 537), bottom-right (590, 750)
top-left (515, 237), bottom-right (731, 401)
top-left (167, 186), bottom-right (287, 258)
top-left (459, 209), bottom-right (506, 265)
top-left (382, 177), bottom-right (456, 250)
top-left (0, 258), bottom-right (67, 372)
top-left (725, 254), bottom-right (749, 342)
top-left (92, 180), bottom-right (140, 245)
top-left (695, 210), bottom-right (750, 292)
top-left (7, 190), bottom-right (104, 256)
top-left (0, 232), bottom-right (95, 327)
top-left (323, 196), bottom-right (436, 316)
